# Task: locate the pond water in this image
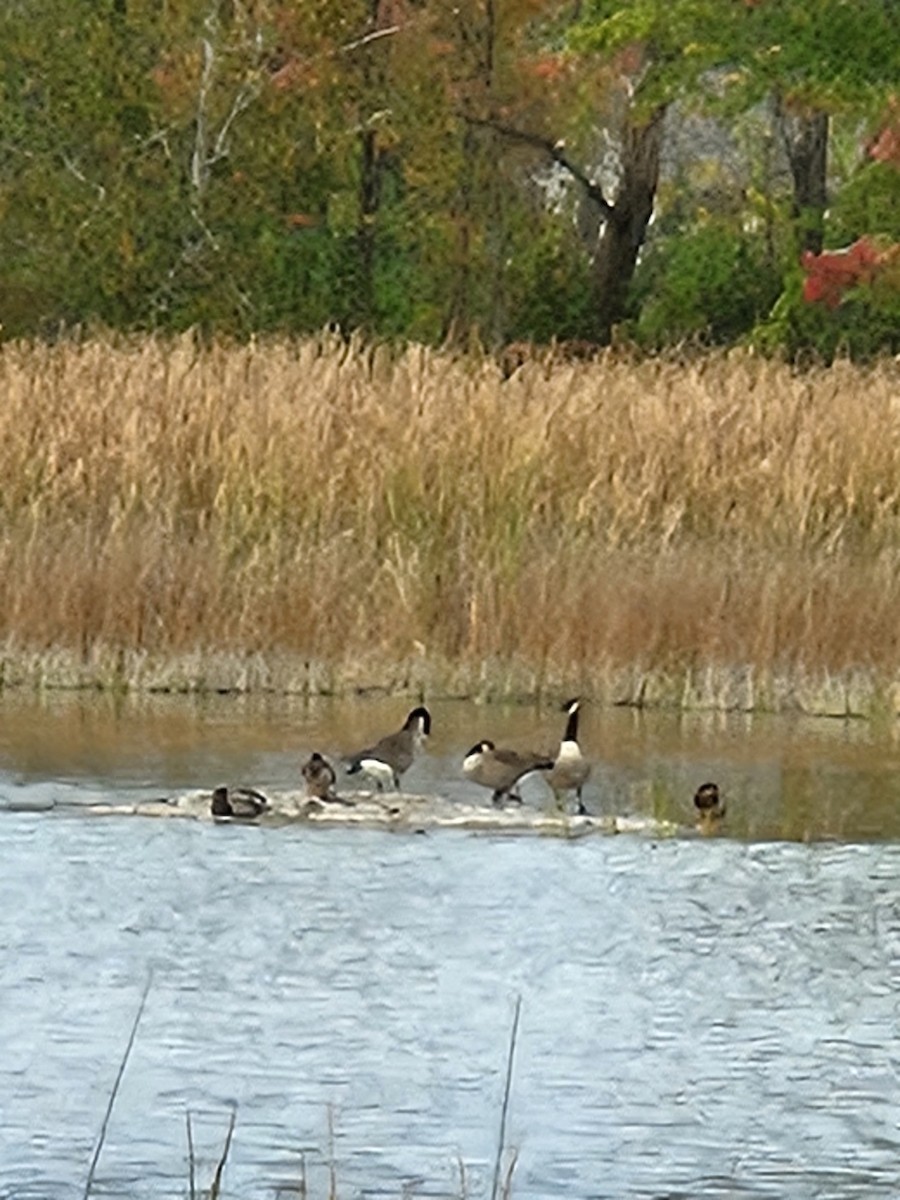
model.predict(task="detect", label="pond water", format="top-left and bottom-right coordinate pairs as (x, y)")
top-left (2, 692), bottom-right (900, 1198)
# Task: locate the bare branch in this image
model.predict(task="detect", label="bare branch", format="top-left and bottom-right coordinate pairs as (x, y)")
top-left (190, 35), bottom-right (215, 192)
top-left (61, 154), bottom-right (109, 238)
top-left (62, 155), bottom-right (107, 203)
top-left (339, 24), bottom-right (402, 54)
top-left (186, 5), bottom-right (265, 258)
top-left (211, 81), bottom-right (258, 163)
top-left (461, 113), bottom-right (618, 221)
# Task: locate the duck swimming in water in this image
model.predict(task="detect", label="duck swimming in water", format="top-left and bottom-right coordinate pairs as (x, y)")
top-left (693, 781), bottom-right (726, 831)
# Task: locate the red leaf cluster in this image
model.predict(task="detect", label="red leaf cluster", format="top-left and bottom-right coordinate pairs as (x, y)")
top-left (867, 98), bottom-right (900, 167)
top-left (801, 238), bottom-right (891, 308)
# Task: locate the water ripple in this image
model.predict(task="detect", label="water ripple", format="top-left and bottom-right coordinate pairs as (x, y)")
top-left (2, 818), bottom-right (900, 1197)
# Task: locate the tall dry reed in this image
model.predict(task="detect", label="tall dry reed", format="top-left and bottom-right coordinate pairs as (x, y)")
top-left (1, 331), bottom-right (899, 708)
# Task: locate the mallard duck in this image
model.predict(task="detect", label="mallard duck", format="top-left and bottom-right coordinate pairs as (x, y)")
top-left (210, 785), bottom-right (269, 820)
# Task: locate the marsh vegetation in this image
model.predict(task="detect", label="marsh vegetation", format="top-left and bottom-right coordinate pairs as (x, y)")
top-left (1, 333), bottom-right (899, 711)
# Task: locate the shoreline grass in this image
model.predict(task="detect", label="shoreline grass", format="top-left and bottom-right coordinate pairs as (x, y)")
top-left (1, 332), bottom-right (900, 715)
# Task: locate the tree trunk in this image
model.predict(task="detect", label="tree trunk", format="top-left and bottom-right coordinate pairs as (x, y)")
top-left (462, 101), bottom-right (665, 344)
top-left (591, 107), bottom-right (665, 341)
top-left (354, 125), bottom-right (381, 327)
top-left (444, 126), bottom-right (477, 345)
top-left (352, 0), bottom-right (386, 330)
top-left (776, 97), bottom-right (828, 255)
top-left (444, 0), bottom-right (500, 346)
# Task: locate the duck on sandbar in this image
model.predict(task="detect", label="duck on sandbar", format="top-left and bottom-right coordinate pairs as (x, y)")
top-left (210, 785), bottom-right (269, 820)
top-left (301, 752), bottom-right (345, 803)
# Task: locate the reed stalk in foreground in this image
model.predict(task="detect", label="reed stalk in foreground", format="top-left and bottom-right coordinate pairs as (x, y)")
top-left (186, 1111), bottom-right (196, 1200)
top-left (1, 333), bottom-right (899, 708)
top-left (492, 995), bottom-right (522, 1200)
top-left (84, 973), bottom-right (152, 1198)
top-left (187, 1104), bottom-right (488, 1199)
top-left (207, 1107), bottom-right (236, 1200)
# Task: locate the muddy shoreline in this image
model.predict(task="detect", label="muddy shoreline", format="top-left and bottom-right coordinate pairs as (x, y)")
top-left (0, 644), bottom-right (892, 719)
top-left (0, 786), bottom-right (685, 839)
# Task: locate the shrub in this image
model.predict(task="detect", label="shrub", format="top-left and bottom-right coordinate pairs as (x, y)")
top-left (630, 220), bottom-right (782, 348)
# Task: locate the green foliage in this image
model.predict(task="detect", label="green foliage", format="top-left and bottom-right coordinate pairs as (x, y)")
top-left (0, 0), bottom-right (896, 359)
top-left (573, 0), bottom-right (900, 110)
top-left (502, 224), bottom-right (597, 344)
top-left (753, 267), bottom-right (900, 363)
top-left (829, 163), bottom-right (900, 246)
top-left (752, 153), bottom-right (900, 362)
top-left (632, 219), bottom-right (782, 346)
top-left (0, 0), bottom-right (168, 332)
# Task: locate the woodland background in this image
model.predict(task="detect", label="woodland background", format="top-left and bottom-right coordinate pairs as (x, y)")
top-left (1, 0), bottom-right (899, 360)
top-left (1, 2), bottom-right (900, 705)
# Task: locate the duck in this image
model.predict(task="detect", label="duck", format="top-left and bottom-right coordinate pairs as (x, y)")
top-left (345, 706), bottom-right (431, 791)
top-left (693, 781), bottom-right (726, 829)
top-left (545, 697), bottom-right (591, 815)
top-left (301, 752), bottom-right (341, 803)
top-left (462, 740), bottom-right (556, 807)
top-left (210, 785), bottom-right (269, 820)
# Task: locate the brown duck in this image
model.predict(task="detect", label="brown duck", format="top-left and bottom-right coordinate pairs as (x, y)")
top-left (693, 781), bottom-right (726, 829)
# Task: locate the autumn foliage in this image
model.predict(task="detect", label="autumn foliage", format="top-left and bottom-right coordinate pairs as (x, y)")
top-left (0, 1), bottom-right (897, 357)
top-left (801, 238), bottom-right (899, 308)
top-left (867, 97), bottom-right (900, 167)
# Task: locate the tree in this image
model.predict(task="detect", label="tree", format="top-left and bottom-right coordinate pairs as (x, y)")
top-left (574, 0), bottom-right (900, 259)
top-left (0, 1), bottom-right (168, 331)
top-left (1, 0), bottom-right (895, 351)
top-left (449, 12), bottom-right (665, 342)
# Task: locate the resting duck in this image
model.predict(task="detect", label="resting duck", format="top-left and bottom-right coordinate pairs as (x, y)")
top-left (210, 785), bottom-right (269, 820)
top-left (301, 752), bottom-right (342, 803)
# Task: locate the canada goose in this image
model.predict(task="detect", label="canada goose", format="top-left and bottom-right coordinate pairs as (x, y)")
top-left (210, 785), bottom-right (269, 820)
top-left (301, 752), bottom-right (341, 802)
top-left (545, 697), bottom-right (591, 815)
top-left (694, 781), bottom-right (726, 828)
top-left (345, 706), bottom-right (431, 790)
top-left (462, 740), bottom-right (555, 807)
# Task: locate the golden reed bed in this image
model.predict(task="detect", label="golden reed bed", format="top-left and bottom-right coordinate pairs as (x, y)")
top-left (1, 332), bottom-right (899, 713)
